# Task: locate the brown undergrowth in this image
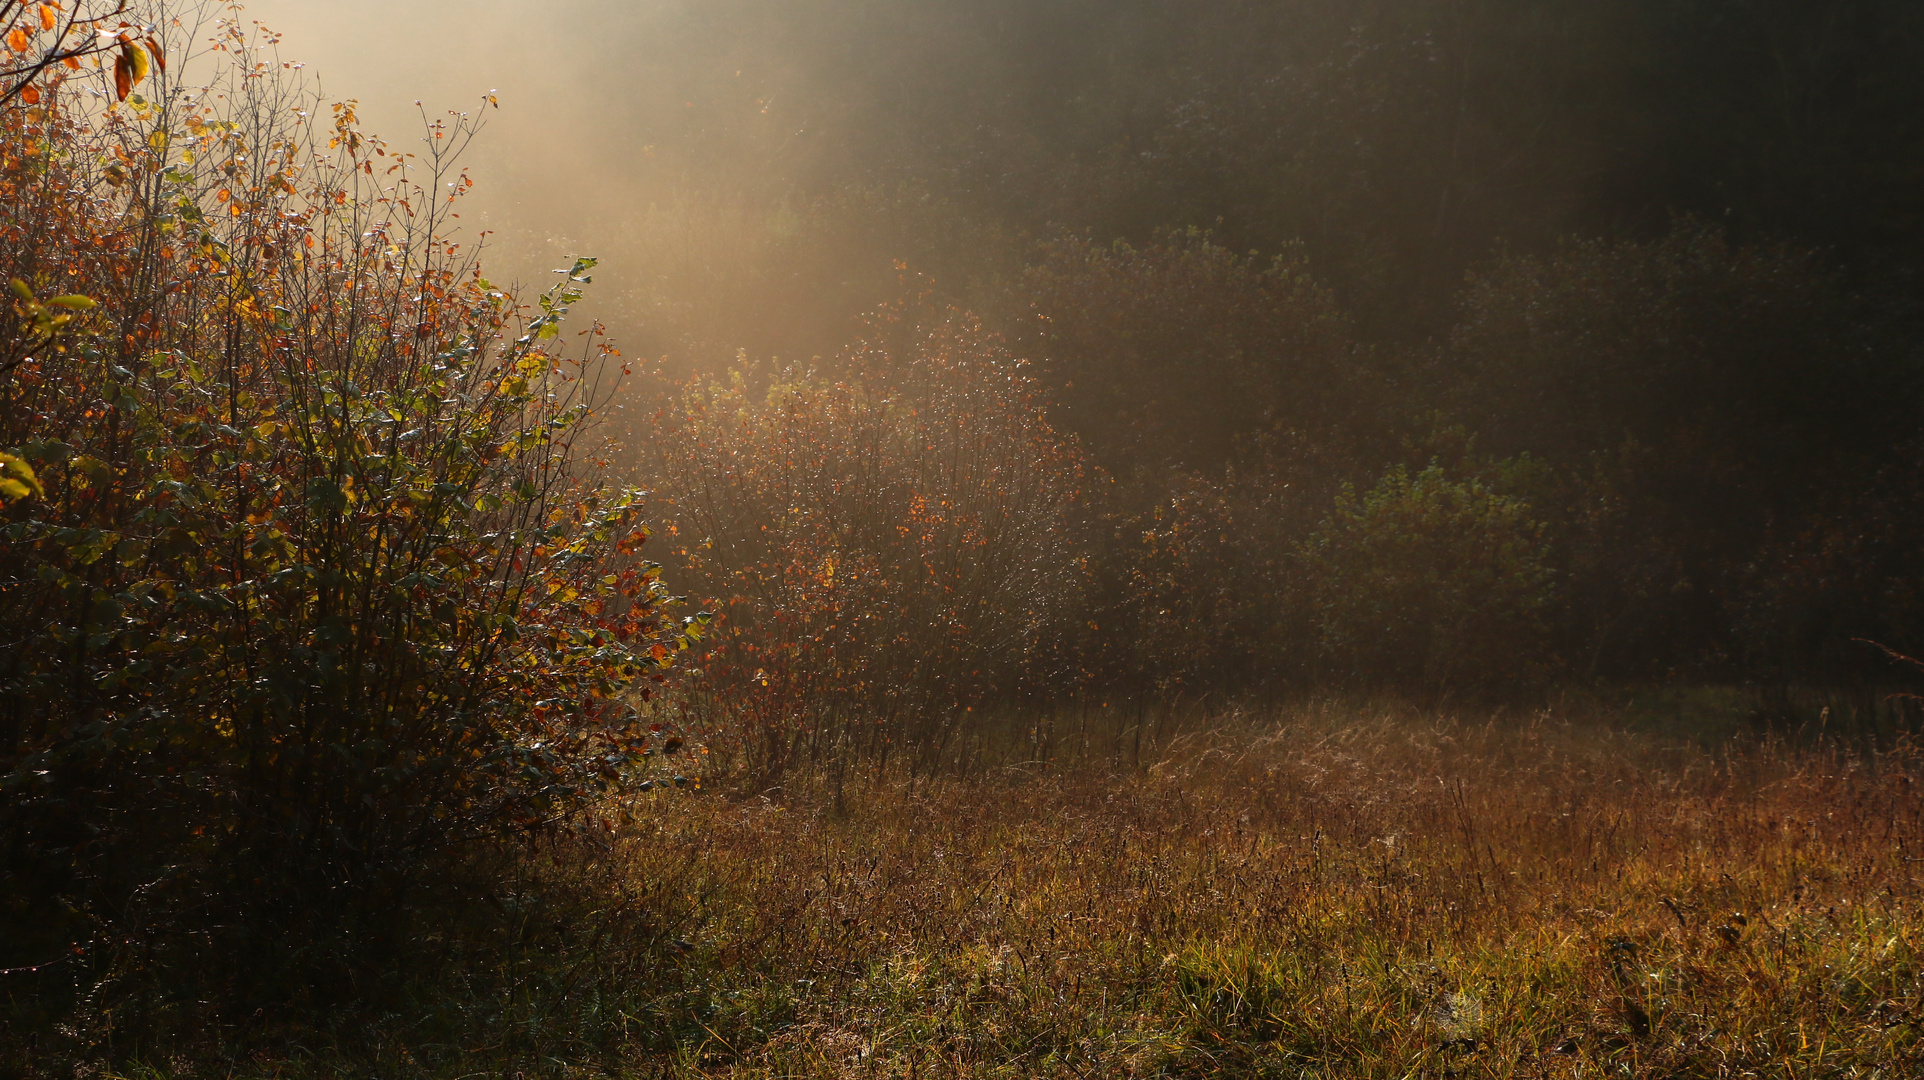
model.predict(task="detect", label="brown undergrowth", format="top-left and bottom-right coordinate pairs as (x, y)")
top-left (97, 705), bottom-right (1924, 1078)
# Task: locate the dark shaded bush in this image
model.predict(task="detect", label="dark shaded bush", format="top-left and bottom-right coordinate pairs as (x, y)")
top-left (1442, 219), bottom-right (1922, 679)
top-left (1301, 464), bottom-right (1557, 697)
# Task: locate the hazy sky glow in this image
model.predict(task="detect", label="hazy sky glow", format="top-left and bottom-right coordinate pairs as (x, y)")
top-left (235, 0), bottom-right (650, 288)
top-left (224, 0), bottom-right (953, 375)
top-left (211, 0), bottom-right (1924, 373)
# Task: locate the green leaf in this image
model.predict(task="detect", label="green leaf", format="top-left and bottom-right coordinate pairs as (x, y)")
top-left (116, 538), bottom-right (150, 567)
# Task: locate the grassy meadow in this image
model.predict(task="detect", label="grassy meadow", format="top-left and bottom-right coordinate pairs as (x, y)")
top-left (97, 703), bottom-right (1918, 1079)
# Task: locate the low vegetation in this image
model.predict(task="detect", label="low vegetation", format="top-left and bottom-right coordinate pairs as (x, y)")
top-left (27, 704), bottom-right (1920, 1077)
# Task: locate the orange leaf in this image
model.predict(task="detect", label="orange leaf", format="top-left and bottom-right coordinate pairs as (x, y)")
top-left (39, 4), bottom-right (55, 30)
top-left (19, 83), bottom-right (39, 105)
top-left (144, 37), bottom-right (164, 72)
top-left (112, 52), bottom-right (130, 100)
top-left (6, 27), bottom-right (28, 52)
top-left (61, 55), bottom-right (78, 69)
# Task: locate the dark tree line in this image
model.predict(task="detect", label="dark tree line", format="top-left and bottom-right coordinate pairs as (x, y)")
top-left (599, 0), bottom-right (1924, 348)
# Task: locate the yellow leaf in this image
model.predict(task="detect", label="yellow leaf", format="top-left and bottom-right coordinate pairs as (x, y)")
top-left (125, 40), bottom-right (149, 83)
top-left (0, 452), bottom-right (44, 505)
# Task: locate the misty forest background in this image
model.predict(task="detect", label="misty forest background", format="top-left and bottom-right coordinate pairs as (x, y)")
top-left (515, 0), bottom-right (1924, 729)
top-left (5, 0), bottom-right (1924, 1074)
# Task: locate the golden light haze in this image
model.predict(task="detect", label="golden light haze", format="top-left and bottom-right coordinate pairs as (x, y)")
top-left (233, 0), bottom-right (907, 370)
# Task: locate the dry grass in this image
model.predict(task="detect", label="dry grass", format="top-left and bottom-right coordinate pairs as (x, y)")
top-left (103, 704), bottom-right (1924, 1078)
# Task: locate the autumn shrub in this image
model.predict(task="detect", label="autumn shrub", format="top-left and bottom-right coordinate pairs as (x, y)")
top-left (0, 10), bottom-right (689, 1033)
top-left (1071, 468), bottom-right (1302, 700)
top-left (631, 302), bottom-right (1086, 778)
top-left (1301, 463), bottom-right (1557, 696)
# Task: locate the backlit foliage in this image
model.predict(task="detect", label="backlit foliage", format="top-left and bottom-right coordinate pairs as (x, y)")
top-left (0, 0), bottom-right (163, 109)
top-left (0, 6), bottom-right (689, 1019)
top-left (634, 299), bottom-right (1085, 777)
